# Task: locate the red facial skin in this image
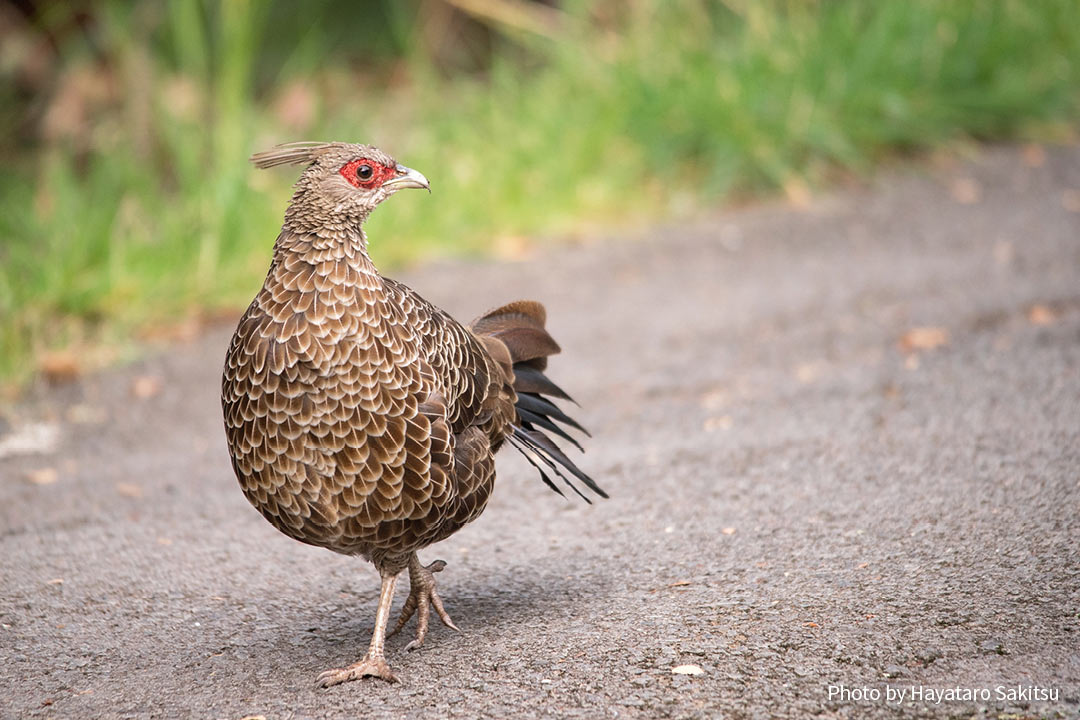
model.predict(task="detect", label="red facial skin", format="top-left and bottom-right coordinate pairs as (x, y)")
top-left (339, 159), bottom-right (398, 190)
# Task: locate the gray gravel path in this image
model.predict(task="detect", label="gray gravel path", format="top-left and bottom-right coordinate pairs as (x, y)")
top-left (2, 145), bottom-right (1078, 719)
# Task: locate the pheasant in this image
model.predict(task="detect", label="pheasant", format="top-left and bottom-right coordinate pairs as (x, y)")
top-left (221, 142), bottom-right (604, 687)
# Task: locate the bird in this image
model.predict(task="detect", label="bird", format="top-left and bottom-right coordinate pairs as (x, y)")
top-left (221, 141), bottom-right (604, 687)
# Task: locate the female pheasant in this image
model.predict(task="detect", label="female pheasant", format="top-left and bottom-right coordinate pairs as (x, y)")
top-left (222, 142), bottom-right (603, 687)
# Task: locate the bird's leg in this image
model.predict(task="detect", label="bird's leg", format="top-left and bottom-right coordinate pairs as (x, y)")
top-left (387, 553), bottom-right (460, 651)
top-left (316, 570), bottom-right (400, 687)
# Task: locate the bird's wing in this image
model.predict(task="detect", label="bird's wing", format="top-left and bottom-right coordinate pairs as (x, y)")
top-left (383, 278), bottom-right (509, 436)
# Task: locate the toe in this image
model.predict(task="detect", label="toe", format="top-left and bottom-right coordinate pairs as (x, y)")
top-left (316, 667), bottom-right (354, 688)
top-left (316, 657), bottom-right (398, 687)
top-left (431, 591), bottom-right (460, 631)
top-left (388, 592), bottom-right (421, 639)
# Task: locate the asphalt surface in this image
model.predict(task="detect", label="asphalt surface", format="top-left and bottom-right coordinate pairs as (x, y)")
top-left (2, 146), bottom-right (1078, 720)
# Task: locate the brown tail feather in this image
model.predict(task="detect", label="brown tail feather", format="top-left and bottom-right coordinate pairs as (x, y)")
top-left (471, 301), bottom-right (605, 501)
top-left (472, 301), bottom-right (559, 365)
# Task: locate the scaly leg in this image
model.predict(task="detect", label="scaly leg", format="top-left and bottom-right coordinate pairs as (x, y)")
top-left (387, 553), bottom-right (460, 651)
top-left (316, 571), bottom-right (399, 686)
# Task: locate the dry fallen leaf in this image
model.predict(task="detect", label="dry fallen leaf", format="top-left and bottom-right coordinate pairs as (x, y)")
top-left (899, 327), bottom-right (949, 352)
top-left (115, 482), bottom-right (143, 498)
top-left (992, 240), bottom-right (1014, 267)
top-left (950, 177), bottom-right (981, 204)
top-left (131, 375), bottom-right (163, 399)
top-left (39, 351), bottom-right (81, 383)
top-left (46, 578), bottom-right (63, 585)
top-left (721, 527), bottom-right (736, 535)
top-left (804, 622), bottom-right (819, 628)
top-left (700, 389), bottom-right (726, 410)
top-left (139, 316), bottom-right (203, 343)
top-left (27, 467), bottom-right (59, 485)
top-left (667, 580), bottom-right (692, 588)
top-left (704, 416), bottom-right (733, 432)
top-left (157, 537), bottom-right (173, 546)
top-left (493, 235), bottom-right (534, 261)
top-left (1021, 144), bottom-right (1046, 168)
top-left (784, 177), bottom-right (812, 209)
top-left (1027, 304), bottom-right (1056, 326)
top-left (1062, 189), bottom-right (1080, 214)
top-left (795, 362), bottom-right (822, 384)
top-left (857, 562), bottom-right (869, 569)
top-left (65, 404), bottom-right (107, 425)
top-left (671, 664), bottom-right (704, 676)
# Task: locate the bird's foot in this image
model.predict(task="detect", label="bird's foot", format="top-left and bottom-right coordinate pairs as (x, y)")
top-left (387, 558), bottom-right (460, 651)
top-left (316, 654), bottom-right (398, 687)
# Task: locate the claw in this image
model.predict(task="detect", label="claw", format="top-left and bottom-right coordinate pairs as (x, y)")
top-left (388, 557), bottom-right (459, 651)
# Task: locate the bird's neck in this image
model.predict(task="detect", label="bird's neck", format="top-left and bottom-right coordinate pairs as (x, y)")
top-left (272, 226), bottom-right (385, 298)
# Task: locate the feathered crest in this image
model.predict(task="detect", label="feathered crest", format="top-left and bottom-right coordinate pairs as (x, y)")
top-left (250, 142), bottom-right (343, 170)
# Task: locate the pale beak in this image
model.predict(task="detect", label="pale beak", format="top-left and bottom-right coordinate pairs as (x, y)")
top-left (383, 164), bottom-right (430, 193)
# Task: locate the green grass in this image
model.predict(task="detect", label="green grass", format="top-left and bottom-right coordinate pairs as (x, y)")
top-left (1, 0), bottom-right (1079, 388)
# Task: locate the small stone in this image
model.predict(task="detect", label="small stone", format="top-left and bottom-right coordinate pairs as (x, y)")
top-left (671, 664), bottom-right (704, 676)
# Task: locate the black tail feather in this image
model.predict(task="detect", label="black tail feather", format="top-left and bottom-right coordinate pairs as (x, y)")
top-left (512, 427), bottom-right (593, 503)
top-left (516, 407), bottom-right (584, 451)
top-left (508, 434), bottom-right (565, 498)
top-left (516, 392), bottom-right (590, 436)
top-left (507, 360), bottom-right (606, 501)
top-left (519, 426), bottom-right (606, 498)
top-left (511, 365), bottom-right (577, 404)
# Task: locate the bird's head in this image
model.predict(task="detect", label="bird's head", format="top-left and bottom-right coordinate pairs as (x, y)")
top-left (251, 141), bottom-right (429, 234)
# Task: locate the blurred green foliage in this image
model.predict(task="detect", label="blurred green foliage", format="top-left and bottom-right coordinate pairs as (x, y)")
top-left (1, 0), bottom-right (1078, 388)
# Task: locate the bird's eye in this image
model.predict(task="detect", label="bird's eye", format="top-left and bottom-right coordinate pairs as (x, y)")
top-left (356, 164), bottom-right (374, 181)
